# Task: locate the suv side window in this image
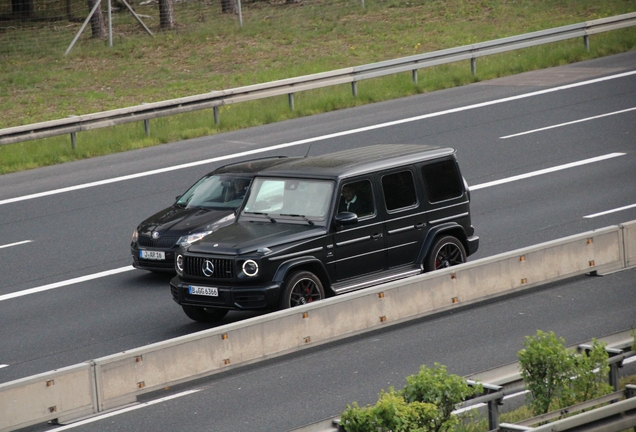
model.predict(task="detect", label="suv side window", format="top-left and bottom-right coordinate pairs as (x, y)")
top-left (337, 179), bottom-right (375, 218)
top-left (381, 170), bottom-right (417, 211)
top-left (421, 160), bottom-right (463, 203)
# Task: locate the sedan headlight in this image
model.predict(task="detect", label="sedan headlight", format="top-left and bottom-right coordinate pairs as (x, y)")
top-left (177, 230), bottom-right (213, 245)
top-left (242, 260), bottom-right (259, 277)
top-left (132, 229), bottom-right (139, 243)
top-left (175, 254), bottom-right (184, 275)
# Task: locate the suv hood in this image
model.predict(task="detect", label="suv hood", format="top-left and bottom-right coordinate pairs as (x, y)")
top-left (138, 206), bottom-right (236, 236)
top-left (187, 222), bottom-right (327, 255)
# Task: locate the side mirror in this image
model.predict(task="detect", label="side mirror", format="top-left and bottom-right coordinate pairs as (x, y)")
top-left (334, 212), bottom-right (358, 226)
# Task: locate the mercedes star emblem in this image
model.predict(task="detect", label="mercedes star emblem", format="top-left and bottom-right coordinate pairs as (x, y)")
top-left (202, 259), bottom-right (215, 277)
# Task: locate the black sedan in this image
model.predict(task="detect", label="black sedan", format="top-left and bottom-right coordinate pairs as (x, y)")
top-left (131, 156), bottom-right (294, 272)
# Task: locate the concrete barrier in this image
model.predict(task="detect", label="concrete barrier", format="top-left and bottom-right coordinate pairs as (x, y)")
top-left (92, 224), bottom-right (626, 410)
top-left (0, 221), bottom-right (633, 430)
top-left (622, 220), bottom-right (636, 269)
top-left (0, 364), bottom-right (96, 431)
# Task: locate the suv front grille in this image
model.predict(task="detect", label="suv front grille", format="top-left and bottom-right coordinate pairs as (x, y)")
top-left (138, 235), bottom-right (180, 248)
top-left (184, 256), bottom-right (234, 279)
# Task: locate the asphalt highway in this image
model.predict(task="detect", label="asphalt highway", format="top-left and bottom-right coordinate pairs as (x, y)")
top-left (1, 51), bottom-right (635, 431)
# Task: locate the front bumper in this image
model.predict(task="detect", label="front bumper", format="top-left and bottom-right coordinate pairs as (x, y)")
top-left (170, 276), bottom-right (282, 311)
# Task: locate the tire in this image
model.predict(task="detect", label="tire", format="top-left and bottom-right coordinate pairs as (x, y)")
top-left (279, 270), bottom-right (325, 309)
top-left (182, 305), bottom-right (229, 322)
top-left (424, 235), bottom-right (466, 272)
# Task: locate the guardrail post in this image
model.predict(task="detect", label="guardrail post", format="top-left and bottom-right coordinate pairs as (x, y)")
top-left (351, 81), bottom-right (358, 97)
top-left (142, 103), bottom-right (150, 136)
top-left (412, 69), bottom-right (418, 84)
top-left (69, 115), bottom-right (78, 150)
top-left (288, 93), bottom-right (295, 111)
top-left (584, 35), bottom-right (590, 52)
top-left (471, 58), bottom-right (477, 76)
top-left (488, 397), bottom-right (503, 430)
top-left (213, 106), bottom-right (220, 126)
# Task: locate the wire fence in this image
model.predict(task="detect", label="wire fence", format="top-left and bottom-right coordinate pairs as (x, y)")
top-left (0, 0), bottom-right (371, 56)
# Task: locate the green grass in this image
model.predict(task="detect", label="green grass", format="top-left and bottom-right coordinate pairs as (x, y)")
top-left (1, 0), bottom-right (635, 174)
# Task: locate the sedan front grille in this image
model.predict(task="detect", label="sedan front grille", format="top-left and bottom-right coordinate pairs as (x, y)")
top-left (138, 235), bottom-right (180, 248)
top-left (184, 256), bottom-right (234, 279)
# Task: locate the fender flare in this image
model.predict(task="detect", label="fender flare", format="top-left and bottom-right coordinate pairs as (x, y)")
top-left (416, 222), bottom-right (468, 265)
top-left (272, 256), bottom-right (331, 288)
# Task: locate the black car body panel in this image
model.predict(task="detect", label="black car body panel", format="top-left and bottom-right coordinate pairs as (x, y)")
top-left (130, 156), bottom-right (297, 272)
top-left (171, 144), bottom-right (479, 318)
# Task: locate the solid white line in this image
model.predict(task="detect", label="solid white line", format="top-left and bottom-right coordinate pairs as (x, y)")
top-left (0, 240), bottom-right (32, 250)
top-left (51, 389), bottom-right (201, 430)
top-left (0, 364), bottom-right (8, 369)
top-left (0, 266), bottom-right (135, 302)
top-left (584, 203), bottom-right (636, 218)
top-left (2, 71), bottom-right (635, 207)
top-left (469, 153), bottom-right (625, 191)
top-left (500, 107), bottom-right (636, 139)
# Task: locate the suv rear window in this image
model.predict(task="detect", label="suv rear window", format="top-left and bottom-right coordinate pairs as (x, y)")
top-left (422, 160), bottom-right (463, 203)
top-left (381, 170), bottom-right (417, 211)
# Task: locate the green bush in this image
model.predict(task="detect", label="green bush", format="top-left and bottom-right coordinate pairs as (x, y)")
top-left (340, 363), bottom-right (481, 432)
top-left (518, 330), bottom-right (612, 416)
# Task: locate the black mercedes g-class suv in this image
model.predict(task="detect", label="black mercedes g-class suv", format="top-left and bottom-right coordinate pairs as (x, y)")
top-left (170, 144), bottom-right (478, 322)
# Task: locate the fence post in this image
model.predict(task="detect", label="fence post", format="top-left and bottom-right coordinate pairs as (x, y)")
top-left (351, 81), bottom-right (357, 97)
top-left (471, 58), bottom-right (477, 76)
top-left (412, 69), bottom-right (418, 84)
top-left (584, 34), bottom-right (590, 52)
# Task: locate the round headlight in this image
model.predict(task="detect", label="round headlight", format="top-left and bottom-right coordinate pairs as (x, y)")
top-left (242, 260), bottom-right (258, 277)
top-left (176, 254), bottom-right (184, 274)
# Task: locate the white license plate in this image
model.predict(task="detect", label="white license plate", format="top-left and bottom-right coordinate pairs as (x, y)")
top-left (189, 285), bottom-right (219, 297)
top-left (140, 250), bottom-right (165, 260)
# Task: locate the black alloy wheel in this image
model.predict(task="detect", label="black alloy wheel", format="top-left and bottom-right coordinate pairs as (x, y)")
top-left (425, 235), bottom-right (466, 272)
top-left (279, 270), bottom-right (325, 309)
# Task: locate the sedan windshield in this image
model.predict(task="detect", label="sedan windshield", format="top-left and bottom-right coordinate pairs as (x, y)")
top-left (176, 175), bottom-right (251, 209)
top-left (242, 177), bottom-right (334, 223)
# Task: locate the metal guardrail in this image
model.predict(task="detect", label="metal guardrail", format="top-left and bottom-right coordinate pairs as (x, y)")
top-left (1, 12), bottom-right (635, 146)
top-left (293, 336), bottom-right (636, 432)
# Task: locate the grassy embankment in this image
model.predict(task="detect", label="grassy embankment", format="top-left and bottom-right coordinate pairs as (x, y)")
top-left (1, 0), bottom-right (635, 174)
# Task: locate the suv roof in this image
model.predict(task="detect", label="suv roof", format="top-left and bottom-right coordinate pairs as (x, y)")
top-left (257, 144), bottom-right (455, 179)
top-left (213, 155), bottom-right (299, 175)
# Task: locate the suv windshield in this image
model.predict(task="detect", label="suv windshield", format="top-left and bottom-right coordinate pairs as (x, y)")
top-left (242, 177), bottom-right (334, 223)
top-left (176, 175), bottom-right (251, 210)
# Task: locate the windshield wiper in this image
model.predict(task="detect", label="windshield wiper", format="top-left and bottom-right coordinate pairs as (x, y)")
top-left (280, 213), bottom-right (314, 226)
top-left (244, 211), bottom-right (277, 223)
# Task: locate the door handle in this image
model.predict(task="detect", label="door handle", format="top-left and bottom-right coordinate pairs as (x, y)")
top-left (371, 233), bottom-right (383, 240)
top-left (415, 222), bottom-right (426, 229)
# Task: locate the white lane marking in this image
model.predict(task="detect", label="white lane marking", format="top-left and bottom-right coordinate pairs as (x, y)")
top-left (2, 71), bottom-right (635, 207)
top-left (584, 203), bottom-right (636, 218)
top-left (0, 364), bottom-right (8, 369)
top-left (500, 107), bottom-right (636, 139)
top-left (469, 153), bottom-right (625, 191)
top-left (51, 389), bottom-right (201, 430)
top-left (0, 240), bottom-right (32, 250)
top-left (0, 266), bottom-right (135, 302)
